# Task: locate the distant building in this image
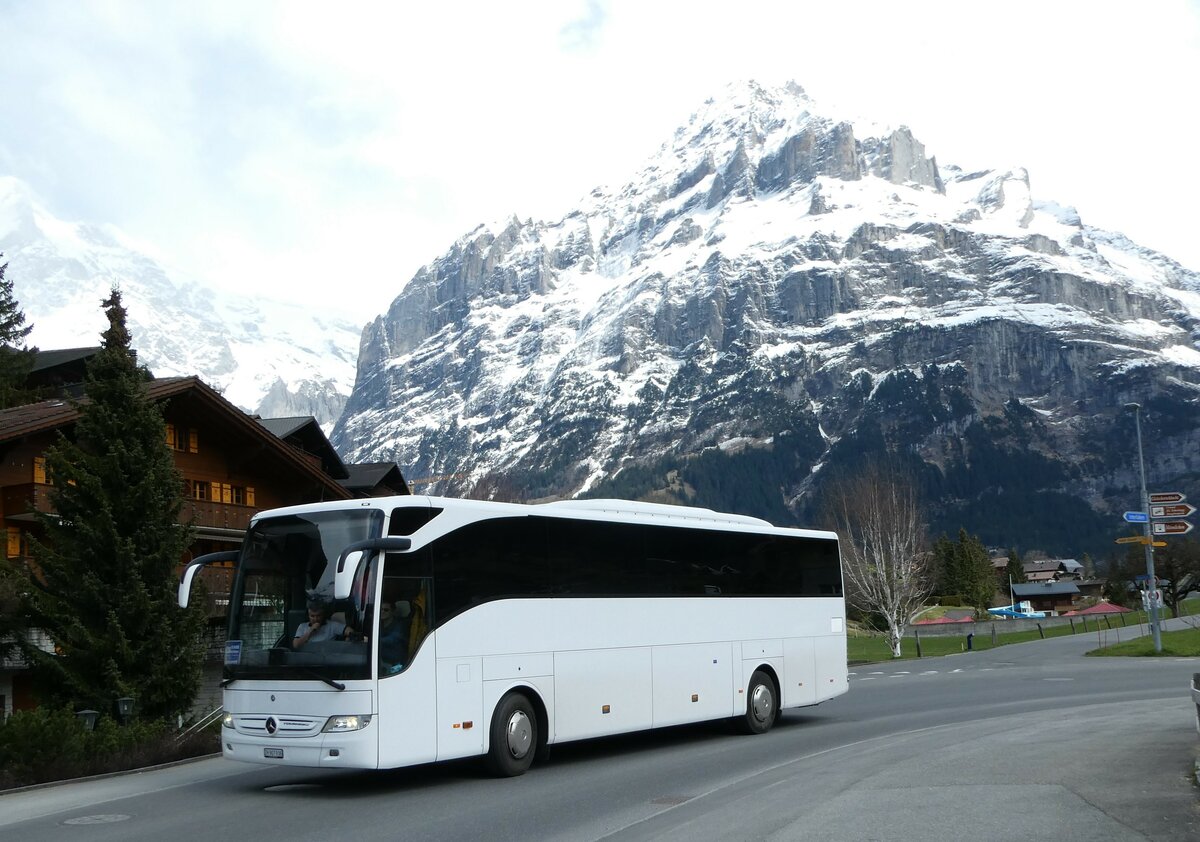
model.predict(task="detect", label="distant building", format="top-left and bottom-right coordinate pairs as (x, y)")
top-left (1023, 558), bottom-right (1083, 582)
top-left (1012, 581), bottom-right (1082, 615)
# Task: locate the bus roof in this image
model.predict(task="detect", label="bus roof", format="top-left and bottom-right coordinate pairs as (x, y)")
top-left (538, 499), bottom-right (772, 527)
top-left (252, 495), bottom-right (836, 540)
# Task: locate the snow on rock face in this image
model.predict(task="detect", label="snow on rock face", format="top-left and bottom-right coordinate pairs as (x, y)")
top-left (0, 180), bottom-right (359, 432)
top-left (332, 81), bottom-right (1200, 543)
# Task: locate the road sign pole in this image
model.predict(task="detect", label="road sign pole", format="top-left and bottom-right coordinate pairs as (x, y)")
top-left (1127, 403), bottom-right (1163, 652)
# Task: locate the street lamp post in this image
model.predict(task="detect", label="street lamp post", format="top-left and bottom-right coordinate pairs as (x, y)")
top-left (1125, 403), bottom-right (1163, 653)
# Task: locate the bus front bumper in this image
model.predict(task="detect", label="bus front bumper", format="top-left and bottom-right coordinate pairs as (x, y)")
top-left (221, 719), bottom-right (377, 769)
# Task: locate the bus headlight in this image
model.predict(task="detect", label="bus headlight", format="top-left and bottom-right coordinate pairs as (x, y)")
top-left (322, 715), bottom-right (372, 733)
top-left (222, 713), bottom-right (234, 729)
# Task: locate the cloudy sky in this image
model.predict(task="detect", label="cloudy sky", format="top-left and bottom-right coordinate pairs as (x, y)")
top-left (3, 1), bottom-right (1198, 324)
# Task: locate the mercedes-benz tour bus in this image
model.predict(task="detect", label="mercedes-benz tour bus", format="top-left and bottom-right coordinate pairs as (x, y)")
top-left (178, 496), bottom-right (847, 776)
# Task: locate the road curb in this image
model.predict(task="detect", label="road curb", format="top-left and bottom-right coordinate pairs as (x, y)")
top-left (0, 751), bottom-right (222, 797)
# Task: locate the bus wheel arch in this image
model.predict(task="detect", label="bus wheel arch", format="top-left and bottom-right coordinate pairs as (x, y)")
top-left (485, 687), bottom-right (545, 777)
top-left (738, 666), bottom-right (780, 735)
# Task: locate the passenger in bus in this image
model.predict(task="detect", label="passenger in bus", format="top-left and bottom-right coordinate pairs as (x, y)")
top-left (293, 600), bottom-right (347, 648)
top-left (376, 600), bottom-right (408, 671)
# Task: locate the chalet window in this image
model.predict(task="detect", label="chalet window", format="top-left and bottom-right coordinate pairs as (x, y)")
top-left (193, 480), bottom-right (210, 501)
top-left (166, 424), bottom-right (200, 453)
top-left (231, 486), bottom-right (244, 505)
top-left (33, 456), bottom-right (49, 485)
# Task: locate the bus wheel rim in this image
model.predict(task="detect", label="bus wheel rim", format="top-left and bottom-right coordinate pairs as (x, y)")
top-left (506, 710), bottom-right (532, 758)
top-left (751, 684), bottom-right (773, 723)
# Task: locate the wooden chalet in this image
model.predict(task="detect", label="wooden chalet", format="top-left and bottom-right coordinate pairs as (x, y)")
top-left (0, 375), bottom-right (356, 715)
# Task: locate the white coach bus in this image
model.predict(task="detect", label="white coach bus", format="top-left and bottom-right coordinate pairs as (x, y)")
top-left (178, 496), bottom-right (847, 776)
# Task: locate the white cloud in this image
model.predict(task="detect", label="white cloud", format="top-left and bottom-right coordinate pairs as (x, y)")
top-left (2, 0), bottom-right (1198, 325)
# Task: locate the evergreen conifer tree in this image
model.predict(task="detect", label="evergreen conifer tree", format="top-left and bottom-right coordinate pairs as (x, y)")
top-left (957, 529), bottom-right (996, 613)
top-left (19, 289), bottom-right (203, 720)
top-left (931, 533), bottom-right (957, 598)
top-left (936, 528), bottom-right (995, 611)
top-left (0, 255), bottom-right (36, 408)
top-left (1005, 548), bottom-right (1026, 588)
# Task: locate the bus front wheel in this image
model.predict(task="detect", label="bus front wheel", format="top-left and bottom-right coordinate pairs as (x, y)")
top-left (738, 670), bottom-right (777, 735)
top-left (486, 692), bottom-right (537, 777)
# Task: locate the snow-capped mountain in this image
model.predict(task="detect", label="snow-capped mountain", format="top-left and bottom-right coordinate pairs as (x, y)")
top-left (333, 81), bottom-right (1200, 556)
top-left (0, 177), bottom-right (359, 430)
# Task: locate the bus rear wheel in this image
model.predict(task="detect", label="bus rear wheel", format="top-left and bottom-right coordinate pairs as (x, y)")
top-left (738, 670), bottom-right (777, 735)
top-left (486, 692), bottom-right (537, 777)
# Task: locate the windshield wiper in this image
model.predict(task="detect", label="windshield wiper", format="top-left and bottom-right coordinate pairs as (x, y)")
top-left (220, 677), bottom-right (238, 688)
top-left (297, 668), bottom-right (345, 691)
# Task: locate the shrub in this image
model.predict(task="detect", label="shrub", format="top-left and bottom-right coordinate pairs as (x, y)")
top-left (0, 708), bottom-right (218, 791)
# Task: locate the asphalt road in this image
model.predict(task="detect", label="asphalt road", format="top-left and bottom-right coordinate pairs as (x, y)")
top-left (3, 621), bottom-right (1198, 841)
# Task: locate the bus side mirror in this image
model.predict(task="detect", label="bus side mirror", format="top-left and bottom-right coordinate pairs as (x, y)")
top-left (178, 550), bottom-right (240, 608)
top-left (333, 537), bottom-right (412, 600)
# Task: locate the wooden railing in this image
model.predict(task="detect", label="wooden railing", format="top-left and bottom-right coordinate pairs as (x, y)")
top-left (4, 485), bottom-right (255, 533)
top-left (179, 499), bottom-right (255, 532)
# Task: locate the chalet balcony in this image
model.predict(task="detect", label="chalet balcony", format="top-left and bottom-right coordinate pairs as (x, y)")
top-left (180, 499), bottom-right (255, 533)
top-left (2, 483), bottom-right (54, 520)
top-left (3, 485), bottom-right (254, 534)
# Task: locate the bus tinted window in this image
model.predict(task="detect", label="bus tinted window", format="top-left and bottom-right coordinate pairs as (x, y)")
top-left (421, 515), bottom-right (841, 621)
top-left (543, 518), bottom-right (841, 598)
top-left (431, 518), bottom-right (550, 622)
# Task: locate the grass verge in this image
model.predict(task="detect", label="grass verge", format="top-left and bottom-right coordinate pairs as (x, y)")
top-left (1085, 625), bottom-right (1200, 657)
top-left (849, 599), bottom-right (1198, 664)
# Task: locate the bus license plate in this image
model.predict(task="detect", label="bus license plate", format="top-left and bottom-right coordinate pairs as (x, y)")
top-left (264, 748), bottom-right (284, 759)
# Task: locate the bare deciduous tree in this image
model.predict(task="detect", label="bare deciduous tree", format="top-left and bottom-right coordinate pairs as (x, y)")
top-left (823, 462), bottom-right (932, 658)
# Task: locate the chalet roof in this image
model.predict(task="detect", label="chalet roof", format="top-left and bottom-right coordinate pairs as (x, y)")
top-left (0, 376), bottom-right (351, 499)
top-left (257, 416), bottom-right (312, 439)
top-left (1023, 560), bottom-right (1062, 574)
top-left (0, 396), bottom-right (78, 440)
top-left (31, 347), bottom-right (100, 373)
top-left (343, 462), bottom-right (400, 487)
top-left (255, 415), bottom-right (349, 480)
top-left (1013, 581), bottom-right (1081, 598)
top-left (341, 461), bottom-right (410, 495)
top-left (1062, 600), bottom-right (1132, 615)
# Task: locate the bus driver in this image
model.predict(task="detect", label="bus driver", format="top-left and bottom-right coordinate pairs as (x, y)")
top-left (293, 600), bottom-right (347, 649)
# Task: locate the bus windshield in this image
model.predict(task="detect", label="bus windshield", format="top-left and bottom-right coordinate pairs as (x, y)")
top-left (223, 508), bottom-right (383, 683)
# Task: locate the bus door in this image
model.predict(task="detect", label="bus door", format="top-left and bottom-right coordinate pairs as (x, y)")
top-left (374, 551), bottom-right (437, 769)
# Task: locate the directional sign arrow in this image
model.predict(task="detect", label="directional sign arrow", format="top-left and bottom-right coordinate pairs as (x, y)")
top-left (1123, 511), bottom-right (1149, 523)
top-left (1149, 492), bottom-right (1186, 505)
top-left (1115, 536), bottom-right (1147, 544)
top-left (1151, 503), bottom-right (1195, 519)
top-left (1151, 520), bottom-right (1193, 535)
